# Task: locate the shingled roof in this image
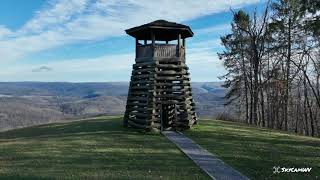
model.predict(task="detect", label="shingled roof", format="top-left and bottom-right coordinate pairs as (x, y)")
top-left (125, 20), bottom-right (194, 41)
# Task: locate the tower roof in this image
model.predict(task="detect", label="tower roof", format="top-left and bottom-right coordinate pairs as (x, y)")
top-left (125, 20), bottom-right (194, 41)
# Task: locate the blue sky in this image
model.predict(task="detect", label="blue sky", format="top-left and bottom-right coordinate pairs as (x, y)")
top-left (0, 0), bottom-right (266, 82)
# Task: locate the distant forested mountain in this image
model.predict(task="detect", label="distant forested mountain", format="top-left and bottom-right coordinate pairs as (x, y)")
top-left (0, 82), bottom-right (226, 131)
top-left (0, 82), bottom-right (130, 97)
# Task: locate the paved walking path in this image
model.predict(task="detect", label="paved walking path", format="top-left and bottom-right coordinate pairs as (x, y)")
top-left (162, 131), bottom-right (249, 180)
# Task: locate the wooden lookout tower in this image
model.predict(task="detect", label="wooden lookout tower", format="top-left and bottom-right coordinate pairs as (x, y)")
top-left (123, 20), bottom-right (198, 131)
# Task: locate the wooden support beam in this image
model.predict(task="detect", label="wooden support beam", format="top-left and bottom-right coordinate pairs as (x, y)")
top-left (154, 57), bottom-right (179, 62)
top-left (155, 76), bottom-right (190, 81)
top-left (128, 91), bottom-right (152, 95)
top-left (156, 64), bottom-right (187, 69)
top-left (133, 61), bottom-right (156, 68)
top-left (155, 70), bottom-right (187, 75)
top-left (130, 80), bottom-right (153, 85)
top-left (155, 100), bottom-right (179, 104)
top-left (177, 34), bottom-right (181, 57)
top-left (154, 82), bottom-right (189, 86)
top-left (132, 67), bottom-right (155, 73)
top-left (151, 31), bottom-right (155, 46)
top-left (126, 102), bottom-right (148, 106)
top-left (155, 94), bottom-right (186, 99)
top-left (127, 108), bottom-right (152, 114)
top-left (129, 112), bottom-right (149, 118)
top-left (130, 86), bottom-right (152, 90)
top-left (151, 31), bottom-right (155, 57)
top-left (135, 57), bottom-right (155, 63)
top-left (135, 38), bottom-right (139, 58)
top-left (127, 96), bottom-right (150, 102)
top-left (131, 74), bottom-right (154, 79)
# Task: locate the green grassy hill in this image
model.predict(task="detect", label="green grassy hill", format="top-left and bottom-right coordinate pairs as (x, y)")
top-left (0, 116), bottom-right (207, 180)
top-left (0, 117), bottom-right (319, 180)
top-left (185, 120), bottom-right (320, 180)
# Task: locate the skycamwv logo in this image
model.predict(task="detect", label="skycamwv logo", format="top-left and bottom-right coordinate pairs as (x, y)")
top-left (273, 166), bottom-right (312, 174)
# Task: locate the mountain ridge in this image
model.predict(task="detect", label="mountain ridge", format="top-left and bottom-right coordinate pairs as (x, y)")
top-left (0, 82), bottom-right (227, 131)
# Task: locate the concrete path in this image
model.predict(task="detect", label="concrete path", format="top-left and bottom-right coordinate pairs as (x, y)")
top-left (162, 131), bottom-right (249, 180)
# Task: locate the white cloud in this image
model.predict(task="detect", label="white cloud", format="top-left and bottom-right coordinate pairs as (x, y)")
top-left (0, 26), bottom-right (12, 39)
top-left (194, 23), bottom-right (231, 35)
top-left (0, 45), bottom-right (225, 82)
top-left (187, 42), bottom-right (226, 81)
top-left (189, 39), bottom-right (222, 50)
top-left (0, 0), bottom-right (263, 81)
top-left (0, 0), bottom-right (260, 62)
top-left (20, 0), bottom-right (89, 34)
top-left (0, 53), bottom-right (134, 82)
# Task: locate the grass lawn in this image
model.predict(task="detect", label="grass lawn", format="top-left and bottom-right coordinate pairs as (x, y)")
top-left (0, 116), bottom-right (209, 180)
top-left (1, 117), bottom-right (319, 180)
top-left (185, 119), bottom-right (320, 180)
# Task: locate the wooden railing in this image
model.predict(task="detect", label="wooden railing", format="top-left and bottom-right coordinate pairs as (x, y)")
top-left (136, 44), bottom-right (185, 59)
top-left (154, 44), bottom-right (177, 57)
top-left (137, 45), bottom-right (153, 58)
top-left (180, 47), bottom-right (185, 59)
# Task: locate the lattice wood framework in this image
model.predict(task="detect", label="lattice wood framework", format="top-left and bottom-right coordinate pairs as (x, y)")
top-left (123, 20), bottom-right (197, 131)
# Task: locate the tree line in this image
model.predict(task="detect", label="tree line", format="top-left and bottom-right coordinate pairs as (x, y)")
top-left (219, 0), bottom-right (320, 136)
